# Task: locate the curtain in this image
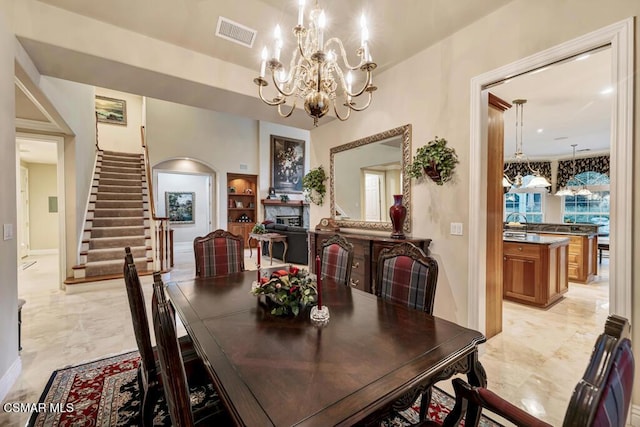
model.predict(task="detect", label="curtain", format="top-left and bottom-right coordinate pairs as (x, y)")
top-left (504, 161), bottom-right (552, 184)
top-left (557, 155), bottom-right (610, 188)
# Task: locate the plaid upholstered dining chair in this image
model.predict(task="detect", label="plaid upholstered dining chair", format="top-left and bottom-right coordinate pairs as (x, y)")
top-left (320, 234), bottom-right (354, 286)
top-left (442, 314), bottom-right (634, 427)
top-left (375, 242), bottom-right (439, 314)
top-left (193, 229), bottom-right (244, 278)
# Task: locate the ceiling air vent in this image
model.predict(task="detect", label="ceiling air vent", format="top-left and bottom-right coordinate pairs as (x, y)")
top-left (216, 17), bottom-right (256, 48)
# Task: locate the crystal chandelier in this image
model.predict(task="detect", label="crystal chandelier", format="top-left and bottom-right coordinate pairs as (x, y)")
top-left (555, 144), bottom-right (592, 196)
top-left (503, 99), bottom-right (551, 190)
top-left (253, 0), bottom-right (377, 126)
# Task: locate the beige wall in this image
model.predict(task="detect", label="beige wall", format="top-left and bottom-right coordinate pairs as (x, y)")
top-left (0, 0), bottom-right (18, 398)
top-left (37, 76), bottom-right (96, 274)
top-left (96, 87), bottom-right (143, 153)
top-left (25, 162), bottom-right (58, 251)
top-left (310, 0), bottom-right (640, 407)
top-left (146, 98), bottom-right (259, 228)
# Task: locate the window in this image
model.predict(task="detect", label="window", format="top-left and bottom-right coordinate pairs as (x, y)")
top-left (504, 192), bottom-right (544, 223)
top-left (562, 172), bottom-right (610, 235)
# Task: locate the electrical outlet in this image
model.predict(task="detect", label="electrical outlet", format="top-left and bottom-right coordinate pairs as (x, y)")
top-left (450, 222), bottom-right (463, 236)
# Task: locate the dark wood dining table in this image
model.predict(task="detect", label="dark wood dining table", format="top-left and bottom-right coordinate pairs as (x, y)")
top-left (165, 270), bottom-right (487, 426)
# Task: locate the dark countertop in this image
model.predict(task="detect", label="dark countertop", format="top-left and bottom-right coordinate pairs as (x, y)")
top-left (503, 234), bottom-right (570, 245)
top-left (503, 222), bottom-right (599, 237)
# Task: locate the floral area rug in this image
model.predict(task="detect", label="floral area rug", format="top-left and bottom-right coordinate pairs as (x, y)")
top-left (381, 387), bottom-right (504, 426)
top-left (29, 350), bottom-right (502, 426)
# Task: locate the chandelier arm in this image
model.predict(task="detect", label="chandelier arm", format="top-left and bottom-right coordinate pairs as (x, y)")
top-left (270, 68), bottom-right (298, 98)
top-left (332, 99), bottom-right (352, 121)
top-left (347, 70), bottom-right (375, 98)
top-left (277, 100), bottom-right (297, 118)
top-left (345, 91), bottom-right (373, 111)
top-left (324, 37), bottom-right (367, 70)
top-left (257, 84), bottom-right (286, 107)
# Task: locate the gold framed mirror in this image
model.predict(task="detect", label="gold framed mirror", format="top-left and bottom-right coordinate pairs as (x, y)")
top-left (330, 124), bottom-right (411, 232)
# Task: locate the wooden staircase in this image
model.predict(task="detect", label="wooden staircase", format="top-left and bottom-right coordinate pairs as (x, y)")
top-left (66, 150), bottom-right (153, 284)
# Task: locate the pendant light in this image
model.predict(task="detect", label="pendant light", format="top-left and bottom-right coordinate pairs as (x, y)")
top-left (503, 99), bottom-right (551, 190)
top-left (554, 144), bottom-right (592, 196)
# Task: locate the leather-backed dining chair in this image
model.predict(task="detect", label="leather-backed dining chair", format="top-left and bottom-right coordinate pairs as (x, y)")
top-left (376, 242), bottom-right (438, 314)
top-left (151, 272), bottom-right (230, 426)
top-left (320, 234), bottom-right (354, 286)
top-left (442, 314), bottom-right (634, 427)
top-left (194, 229), bottom-right (244, 278)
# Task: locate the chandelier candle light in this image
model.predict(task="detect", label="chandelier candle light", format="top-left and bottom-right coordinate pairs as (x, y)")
top-left (254, 0), bottom-right (377, 126)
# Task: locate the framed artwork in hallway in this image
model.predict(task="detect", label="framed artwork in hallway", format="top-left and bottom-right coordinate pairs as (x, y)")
top-left (166, 191), bottom-right (195, 224)
top-left (95, 95), bottom-right (127, 125)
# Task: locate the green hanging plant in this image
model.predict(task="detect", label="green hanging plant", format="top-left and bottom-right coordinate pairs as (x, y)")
top-left (302, 166), bottom-right (327, 205)
top-left (407, 136), bottom-right (459, 185)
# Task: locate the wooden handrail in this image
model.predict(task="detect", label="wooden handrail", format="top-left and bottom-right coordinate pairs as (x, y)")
top-left (141, 125), bottom-right (172, 270)
top-left (95, 111), bottom-right (100, 151)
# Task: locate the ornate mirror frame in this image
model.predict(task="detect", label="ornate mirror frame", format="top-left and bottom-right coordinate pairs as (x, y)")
top-left (330, 124), bottom-right (412, 232)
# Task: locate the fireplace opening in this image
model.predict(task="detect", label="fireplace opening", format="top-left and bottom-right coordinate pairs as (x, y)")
top-left (276, 215), bottom-right (302, 227)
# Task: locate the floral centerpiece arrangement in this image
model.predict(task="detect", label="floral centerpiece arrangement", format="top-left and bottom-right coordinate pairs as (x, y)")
top-left (251, 266), bottom-right (317, 316)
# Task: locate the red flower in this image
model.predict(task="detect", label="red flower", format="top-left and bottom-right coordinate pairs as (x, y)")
top-left (289, 266), bottom-right (300, 276)
top-left (273, 269), bottom-right (289, 277)
top-left (289, 285), bottom-right (299, 294)
top-left (260, 277), bottom-right (269, 284)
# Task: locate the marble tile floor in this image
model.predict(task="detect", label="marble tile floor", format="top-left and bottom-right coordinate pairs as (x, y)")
top-left (0, 249), bottom-right (609, 426)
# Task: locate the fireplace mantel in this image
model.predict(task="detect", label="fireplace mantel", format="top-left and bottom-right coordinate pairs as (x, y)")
top-left (261, 199), bottom-right (309, 207)
top-left (261, 199), bottom-right (309, 228)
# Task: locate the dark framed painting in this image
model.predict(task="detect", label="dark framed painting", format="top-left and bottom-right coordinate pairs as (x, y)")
top-left (270, 135), bottom-right (305, 193)
top-left (165, 192), bottom-right (195, 224)
top-left (95, 95), bottom-right (127, 125)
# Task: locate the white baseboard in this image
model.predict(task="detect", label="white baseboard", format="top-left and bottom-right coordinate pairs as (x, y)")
top-left (28, 249), bottom-right (59, 255)
top-left (630, 404), bottom-right (640, 426)
top-left (0, 357), bottom-right (22, 403)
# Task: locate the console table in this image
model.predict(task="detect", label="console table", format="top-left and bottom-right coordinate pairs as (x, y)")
top-left (309, 231), bottom-right (431, 294)
top-left (248, 233), bottom-right (288, 265)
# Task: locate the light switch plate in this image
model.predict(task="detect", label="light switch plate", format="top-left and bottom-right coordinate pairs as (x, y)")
top-left (3, 223), bottom-right (13, 240)
top-left (450, 222), bottom-right (463, 236)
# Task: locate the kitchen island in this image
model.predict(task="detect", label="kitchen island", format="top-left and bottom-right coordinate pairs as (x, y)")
top-left (503, 234), bottom-right (570, 308)
top-left (523, 222), bottom-right (600, 284)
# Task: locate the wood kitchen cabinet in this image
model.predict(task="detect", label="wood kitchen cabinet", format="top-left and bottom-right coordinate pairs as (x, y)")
top-left (309, 231), bottom-right (431, 294)
top-left (537, 233), bottom-right (597, 283)
top-left (503, 237), bottom-right (569, 308)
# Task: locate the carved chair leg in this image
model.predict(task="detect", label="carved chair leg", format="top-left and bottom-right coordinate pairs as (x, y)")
top-left (419, 386), bottom-right (433, 421)
top-left (141, 381), bottom-right (161, 427)
top-left (442, 379), bottom-right (468, 427)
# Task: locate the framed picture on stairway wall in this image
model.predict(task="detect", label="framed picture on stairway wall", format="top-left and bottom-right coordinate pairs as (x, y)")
top-left (270, 135), bottom-right (305, 193)
top-left (95, 95), bottom-right (127, 126)
top-left (165, 191), bottom-right (195, 224)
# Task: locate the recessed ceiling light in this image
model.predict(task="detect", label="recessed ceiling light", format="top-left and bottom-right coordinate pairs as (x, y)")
top-left (537, 128), bottom-right (544, 133)
top-left (600, 86), bottom-right (614, 95)
top-left (575, 53), bottom-right (591, 61)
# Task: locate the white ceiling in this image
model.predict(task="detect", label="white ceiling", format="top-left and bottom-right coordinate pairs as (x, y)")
top-left (490, 47), bottom-right (611, 159)
top-left (36, 0), bottom-right (513, 74)
top-left (16, 0), bottom-right (611, 159)
top-left (18, 137), bottom-right (58, 164)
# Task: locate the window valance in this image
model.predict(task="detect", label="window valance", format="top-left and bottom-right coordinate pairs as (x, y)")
top-left (557, 155), bottom-right (610, 188)
top-left (504, 161), bottom-right (552, 184)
